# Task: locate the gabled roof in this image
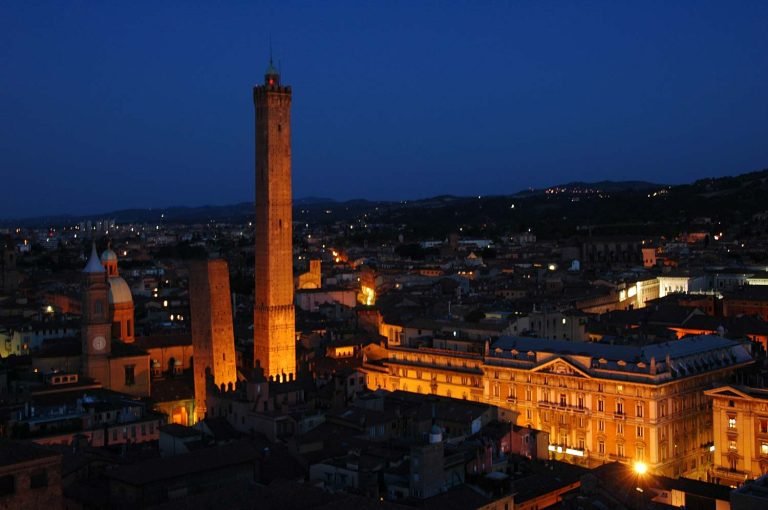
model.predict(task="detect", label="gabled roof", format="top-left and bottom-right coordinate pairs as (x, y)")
top-left (704, 385), bottom-right (768, 401)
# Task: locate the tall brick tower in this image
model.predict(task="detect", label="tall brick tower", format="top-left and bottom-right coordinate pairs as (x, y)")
top-left (253, 61), bottom-right (296, 381)
top-left (82, 243), bottom-right (111, 384)
top-left (189, 259), bottom-right (237, 421)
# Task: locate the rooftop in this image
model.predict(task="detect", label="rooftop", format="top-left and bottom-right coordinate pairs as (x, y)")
top-left (487, 334), bottom-right (754, 383)
top-left (0, 440), bottom-right (61, 467)
top-left (107, 440), bottom-right (260, 486)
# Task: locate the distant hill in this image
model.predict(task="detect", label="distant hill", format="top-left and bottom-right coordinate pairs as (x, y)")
top-left (2, 169), bottom-right (767, 230)
top-left (294, 197), bottom-right (336, 205)
top-left (514, 180), bottom-right (660, 197)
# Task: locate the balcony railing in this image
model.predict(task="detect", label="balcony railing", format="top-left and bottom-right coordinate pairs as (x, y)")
top-left (537, 400), bottom-right (588, 414)
top-left (713, 465), bottom-right (750, 480)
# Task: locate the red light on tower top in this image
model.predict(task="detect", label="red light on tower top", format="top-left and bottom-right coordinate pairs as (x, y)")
top-left (265, 59), bottom-right (279, 87)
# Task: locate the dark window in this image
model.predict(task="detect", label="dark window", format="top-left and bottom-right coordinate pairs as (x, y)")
top-left (124, 365), bottom-right (135, 386)
top-left (30, 469), bottom-right (48, 489)
top-left (0, 475), bottom-right (14, 496)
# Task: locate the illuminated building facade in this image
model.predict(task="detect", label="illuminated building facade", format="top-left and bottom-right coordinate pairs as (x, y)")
top-left (253, 62), bottom-right (296, 381)
top-left (189, 259), bottom-right (238, 421)
top-left (704, 385), bottom-right (768, 486)
top-left (297, 259), bottom-right (321, 289)
top-left (359, 265), bottom-right (376, 306)
top-left (364, 335), bottom-right (754, 478)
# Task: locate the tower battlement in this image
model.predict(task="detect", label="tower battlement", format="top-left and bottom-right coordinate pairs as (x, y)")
top-left (253, 85), bottom-right (292, 97)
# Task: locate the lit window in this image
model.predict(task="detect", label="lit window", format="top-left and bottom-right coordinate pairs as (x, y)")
top-left (762, 443), bottom-right (768, 456)
top-left (728, 417), bottom-right (737, 429)
top-left (729, 440), bottom-right (737, 451)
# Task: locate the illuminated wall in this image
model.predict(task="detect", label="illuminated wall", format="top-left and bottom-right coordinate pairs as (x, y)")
top-left (189, 259), bottom-right (237, 421)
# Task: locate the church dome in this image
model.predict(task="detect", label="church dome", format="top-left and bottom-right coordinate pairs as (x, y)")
top-left (108, 276), bottom-right (133, 305)
top-left (101, 248), bottom-right (118, 263)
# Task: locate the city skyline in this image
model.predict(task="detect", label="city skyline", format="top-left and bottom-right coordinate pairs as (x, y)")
top-left (2, 1), bottom-right (768, 218)
top-left (4, 3), bottom-right (768, 499)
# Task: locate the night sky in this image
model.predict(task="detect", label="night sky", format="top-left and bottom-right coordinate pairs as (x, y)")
top-left (2, 1), bottom-right (767, 218)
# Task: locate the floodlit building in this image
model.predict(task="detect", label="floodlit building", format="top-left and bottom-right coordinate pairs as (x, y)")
top-left (705, 385), bottom-right (768, 487)
top-left (365, 334), bottom-right (755, 478)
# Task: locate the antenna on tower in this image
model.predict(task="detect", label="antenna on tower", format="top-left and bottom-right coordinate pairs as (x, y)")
top-left (269, 33), bottom-right (274, 67)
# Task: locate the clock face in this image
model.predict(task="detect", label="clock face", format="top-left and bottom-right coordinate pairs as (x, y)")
top-left (92, 336), bottom-right (106, 351)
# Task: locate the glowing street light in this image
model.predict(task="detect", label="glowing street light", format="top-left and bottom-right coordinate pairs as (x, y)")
top-left (634, 461), bottom-right (648, 475)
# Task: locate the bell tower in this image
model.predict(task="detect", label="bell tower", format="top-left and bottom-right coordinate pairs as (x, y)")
top-left (82, 243), bottom-right (111, 384)
top-left (253, 61), bottom-right (296, 381)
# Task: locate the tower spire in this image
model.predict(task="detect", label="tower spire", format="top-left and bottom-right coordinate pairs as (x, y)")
top-left (84, 242), bottom-right (104, 273)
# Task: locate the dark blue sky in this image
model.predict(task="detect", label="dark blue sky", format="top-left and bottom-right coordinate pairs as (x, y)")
top-left (2, 1), bottom-right (767, 218)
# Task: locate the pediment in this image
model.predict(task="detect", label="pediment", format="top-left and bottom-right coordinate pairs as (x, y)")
top-left (703, 386), bottom-right (753, 400)
top-left (532, 358), bottom-right (591, 378)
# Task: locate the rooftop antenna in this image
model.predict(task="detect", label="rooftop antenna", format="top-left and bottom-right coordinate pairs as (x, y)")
top-left (269, 33), bottom-right (274, 67)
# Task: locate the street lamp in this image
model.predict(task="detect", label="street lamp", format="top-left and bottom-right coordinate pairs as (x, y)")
top-left (633, 461), bottom-right (649, 507)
